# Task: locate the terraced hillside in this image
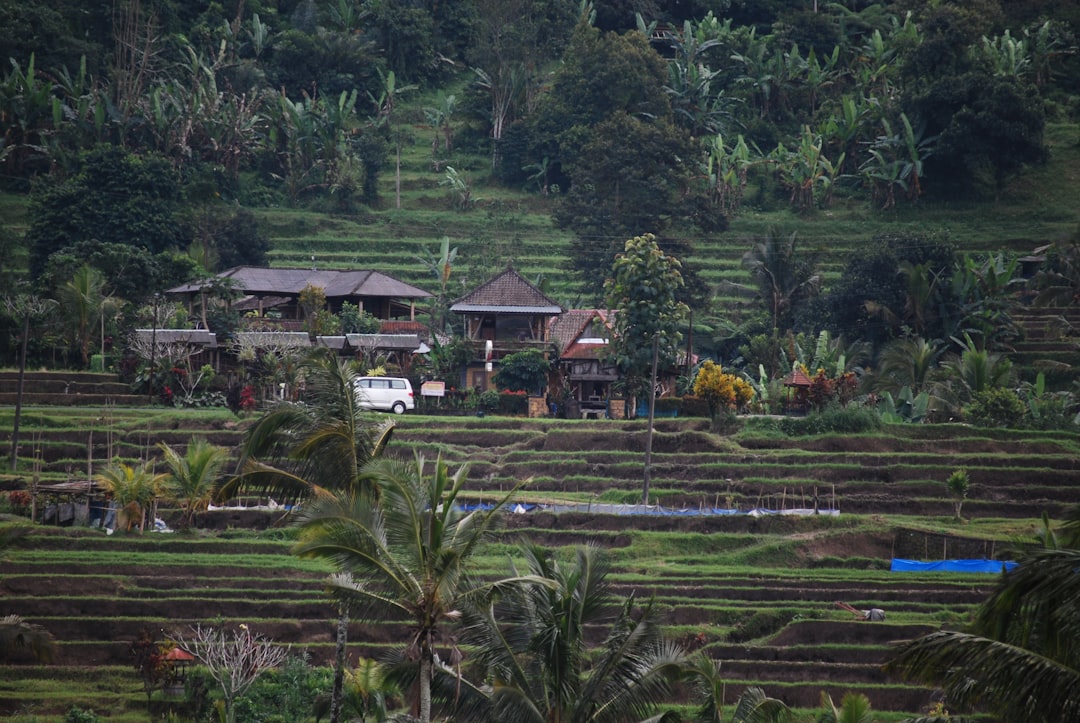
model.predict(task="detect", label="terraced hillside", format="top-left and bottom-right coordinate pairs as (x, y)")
top-left (3, 404), bottom-right (1079, 720)
top-left (1, 516), bottom-right (1001, 719)
top-left (250, 122), bottom-right (1080, 310)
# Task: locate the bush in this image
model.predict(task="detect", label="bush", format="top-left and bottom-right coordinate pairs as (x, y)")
top-left (965, 387), bottom-right (1026, 427)
top-left (64, 709), bottom-right (98, 723)
top-left (233, 655), bottom-right (330, 723)
top-left (654, 397), bottom-right (682, 415)
top-left (778, 404), bottom-right (882, 435)
top-left (494, 391), bottom-right (529, 416)
top-left (679, 395), bottom-right (710, 417)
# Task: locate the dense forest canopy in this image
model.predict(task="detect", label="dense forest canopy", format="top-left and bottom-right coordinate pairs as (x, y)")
top-left (2, 0), bottom-right (1080, 420)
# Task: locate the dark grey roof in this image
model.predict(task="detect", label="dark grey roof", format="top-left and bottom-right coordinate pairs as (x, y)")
top-left (450, 267), bottom-right (563, 314)
top-left (234, 331), bottom-right (312, 348)
top-left (315, 336), bottom-right (350, 350)
top-left (133, 329), bottom-right (218, 348)
top-left (167, 266), bottom-right (432, 300)
top-left (346, 333), bottom-right (422, 351)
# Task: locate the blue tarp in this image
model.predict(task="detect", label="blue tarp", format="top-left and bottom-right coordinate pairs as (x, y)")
top-left (891, 558), bottom-right (1018, 574)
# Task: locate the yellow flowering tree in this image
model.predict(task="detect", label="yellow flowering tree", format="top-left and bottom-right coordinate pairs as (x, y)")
top-left (693, 360), bottom-right (755, 417)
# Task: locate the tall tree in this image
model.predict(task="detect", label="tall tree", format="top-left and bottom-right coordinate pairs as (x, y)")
top-left (26, 145), bottom-right (187, 291)
top-left (57, 265), bottom-right (112, 368)
top-left (291, 453), bottom-right (526, 723)
top-left (740, 229), bottom-right (821, 332)
top-left (603, 234), bottom-right (689, 401)
top-left (225, 347), bottom-right (394, 723)
top-left (604, 234), bottom-right (688, 504)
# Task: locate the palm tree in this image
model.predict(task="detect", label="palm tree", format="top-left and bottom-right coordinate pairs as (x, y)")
top-left (59, 265), bottom-right (111, 367)
top-left (291, 453), bottom-right (525, 723)
top-left (223, 347), bottom-right (395, 723)
top-left (927, 335), bottom-right (1014, 417)
top-left (457, 542), bottom-right (687, 723)
top-left (870, 336), bottom-right (943, 396)
top-left (886, 507), bottom-right (1080, 721)
top-left (817, 691), bottom-right (878, 722)
top-left (741, 229), bottom-right (822, 331)
top-left (96, 460), bottom-right (168, 532)
top-left (158, 437), bottom-right (230, 528)
top-left (224, 348), bottom-right (395, 505)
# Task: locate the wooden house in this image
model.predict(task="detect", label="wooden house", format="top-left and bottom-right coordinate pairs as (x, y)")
top-left (449, 266), bottom-right (564, 391)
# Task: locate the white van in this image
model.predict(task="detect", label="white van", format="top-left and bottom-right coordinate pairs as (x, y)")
top-left (354, 377), bottom-right (415, 414)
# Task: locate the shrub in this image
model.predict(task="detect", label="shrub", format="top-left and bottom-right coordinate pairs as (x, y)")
top-left (965, 387), bottom-right (1026, 427)
top-left (654, 397), bottom-right (682, 415)
top-left (494, 390), bottom-right (529, 416)
top-left (64, 709), bottom-right (98, 723)
top-left (727, 609), bottom-right (792, 643)
top-left (692, 360), bottom-right (755, 415)
top-left (493, 350), bottom-right (551, 395)
top-left (778, 404), bottom-right (882, 435)
top-left (679, 395), bottom-right (710, 417)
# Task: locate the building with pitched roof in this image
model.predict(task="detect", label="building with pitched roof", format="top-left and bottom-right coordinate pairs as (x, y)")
top-left (167, 266), bottom-right (432, 327)
top-left (547, 309), bottom-right (619, 415)
top-left (449, 266), bottom-right (564, 391)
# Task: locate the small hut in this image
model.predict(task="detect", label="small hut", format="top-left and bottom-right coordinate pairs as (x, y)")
top-left (782, 366), bottom-right (812, 414)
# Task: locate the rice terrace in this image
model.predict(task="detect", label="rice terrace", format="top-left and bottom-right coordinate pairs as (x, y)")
top-left (2, 397), bottom-right (1079, 721)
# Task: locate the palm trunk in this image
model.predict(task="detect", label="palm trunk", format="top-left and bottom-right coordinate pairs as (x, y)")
top-left (419, 644), bottom-right (433, 723)
top-left (8, 310), bottom-right (29, 471)
top-left (329, 604), bottom-right (348, 723)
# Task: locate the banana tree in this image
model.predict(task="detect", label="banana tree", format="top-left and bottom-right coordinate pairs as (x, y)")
top-left (772, 126), bottom-right (844, 212)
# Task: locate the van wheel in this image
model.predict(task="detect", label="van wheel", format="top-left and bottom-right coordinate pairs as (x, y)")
top-left (391, 401), bottom-right (406, 414)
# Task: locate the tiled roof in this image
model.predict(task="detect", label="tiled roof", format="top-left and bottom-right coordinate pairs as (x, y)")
top-left (783, 367), bottom-right (813, 387)
top-left (450, 267), bottom-right (563, 314)
top-left (379, 320), bottom-right (430, 336)
top-left (167, 267), bottom-right (432, 299)
top-left (548, 309), bottom-right (608, 350)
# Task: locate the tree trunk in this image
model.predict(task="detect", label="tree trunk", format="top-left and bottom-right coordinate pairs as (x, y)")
top-left (642, 334), bottom-right (659, 505)
top-left (419, 645), bottom-right (433, 723)
top-left (8, 310), bottom-right (29, 471)
top-left (329, 604), bottom-right (349, 723)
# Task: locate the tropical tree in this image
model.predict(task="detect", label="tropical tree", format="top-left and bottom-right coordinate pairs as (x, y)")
top-left (95, 460), bottom-right (168, 533)
top-left (945, 468), bottom-right (970, 521)
top-left (225, 347), bottom-right (394, 723)
top-left (456, 543), bottom-right (687, 723)
top-left (603, 234), bottom-right (689, 503)
top-left (929, 335), bottom-right (1014, 417)
top-left (158, 438), bottom-right (230, 529)
top-left (290, 453), bottom-right (526, 723)
top-left (741, 229), bottom-right (821, 332)
top-left (604, 234), bottom-right (689, 401)
top-left (3, 292), bottom-right (57, 470)
top-left (418, 236), bottom-right (459, 334)
top-left (57, 265), bottom-right (114, 368)
top-left (228, 348), bottom-right (394, 505)
top-left (817, 691), bottom-right (878, 723)
top-left (886, 506), bottom-right (1080, 721)
top-left (869, 336), bottom-right (944, 396)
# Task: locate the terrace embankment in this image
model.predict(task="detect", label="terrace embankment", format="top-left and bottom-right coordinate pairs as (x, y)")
top-left (2, 515), bottom-right (1001, 718)
top-left (3, 415), bottom-right (1076, 718)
